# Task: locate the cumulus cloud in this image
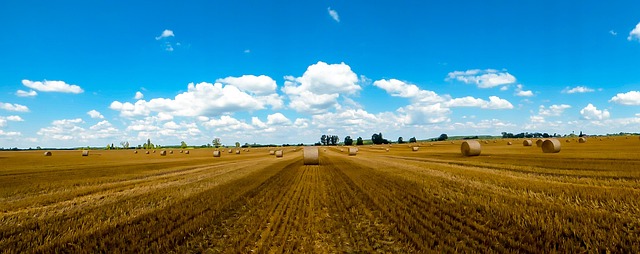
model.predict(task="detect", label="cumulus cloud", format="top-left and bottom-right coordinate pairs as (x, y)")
top-left (22, 80), bottom-right (83, 94)
top-left (446, 96), bottom-right (514, 109)
top-left (37, 118), bottom-right (122, 143)
top-left (372, 79), bottom-right (444, 104)
top-left (446, 69), bottom-right (516, 89)
top-left (609, 91), bottom-right (640, 105)
top-left (282, 61), bottom-right (360, 114)
top-left (514, 84), bottom-right (533, 97)
top-left (216, 75), bottom-right (283, 109)
top-left (0, 102), bottom-right (29, 112)
top-left (0, 130), bottom-right (21, 137)
top-left (538, 104), bottom-right (571, 117)
top-left (327, 7), bottom-right (340, 22)
top-left (135, 91), bottom-right (144, 100)
top-left (397, 103), bottom-right (451, 125)
top-left (155, 29), bottom-right (174, 40)
top-left (111, 81), bottom-right (281, 118)
top-left (87, 110), bottom-right (104, 119)
top-left (562, 86), bottom-right (594, 94)
top-left (6, 115), bottom-right (24, 122)
top-left (628, 22), bottom-right (640, 41)
top-left (580, 104), bottom-right (610, 120)
top-left (16, 90), bottom-right (37, 97)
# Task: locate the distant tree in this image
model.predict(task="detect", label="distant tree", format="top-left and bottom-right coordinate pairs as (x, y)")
top-left (212, 138), bottom-right (221, 148)
top-left (397, 137), bottom-right (404, 144)
top-left (321, 135), bottom-right (327, 146)
top-left (235, 142), bottom-right (240, 148)
top-left (542, 133), bottom-right (550, 138)
top-left (579, 131), bottom-right (584, 137)
top-left (146, 139), bottom-right (152, 149)
top-left (111, 143), bottom-right (115, 150)
top-left (437, 134), bottom-right (448, 141)
top-left (356, 137), bottom-right (364, 146)
top-left (344, 136), bottom-right (353, 146)
top-left (106, 144), bottom-right (111, 150)
top-left (180, 141), bottom-right (187, 149)
top-left (331, 135), bottom-right (339, 145)
top-left (120, 141), bottom-right (129, 149)
top-left (36, 146), bottom-right (42, 150)
top-left (409, 137), bottom-right (417, 143)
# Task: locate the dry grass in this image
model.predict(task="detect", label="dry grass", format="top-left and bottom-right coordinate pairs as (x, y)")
top-left (0, 139), bottom-right (639, 252)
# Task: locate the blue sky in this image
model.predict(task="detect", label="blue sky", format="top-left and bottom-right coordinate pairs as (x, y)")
top-left (1, 1), bottom-right (640, 148)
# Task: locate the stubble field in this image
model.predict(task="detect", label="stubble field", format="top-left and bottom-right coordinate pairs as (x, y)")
top-left (1, 137), bottom-right (639, 253)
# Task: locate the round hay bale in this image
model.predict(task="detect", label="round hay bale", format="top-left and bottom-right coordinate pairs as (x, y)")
top-left (275, 150), bottom-right (283, 158)
top-left (160, 150), bottom-right (167, 156)
top-left (180, 150), bottom-right (183, 153)
top-left (493, 140), bottom-right (497, 143)
top-left (412, 147), bottom-right (419, 151)
top-left (430, 143), bottom-right (434, 146)
top-left (213, 150), bottom-right (221, 157)
top-left (340, 149), bottom-right (344, 152)
top-left (44, 151), bottom-right (52, 156)
top-left (536, 139), bottom-right (543, 147)
top-left (450, 141), bottom-right (455, 144)
top-left (169, 150), bottom-right (174, 154)
top-left (145, 151), bottom-right (150, 154)
top-left (542, 139), bottom-right (561, 153)
top-left (460, 140), bottom-right (481, 156)
top-left (507, 142), bottom-right (512, 145)
top-left (523, 140), bottom-right (533, 146)
top-left (303, 147), bottom-right (319, 165)
top-left (578, 137), bottom-right (587, 143)
top-left (228, 150), bottom-right (233, 153)
top-left (153, 150), bottom-right (156, 153)
top-left (566, 139), bottom-right (570, 143)
top-left (269, 150), bottom-right (275, 155)
top-left (134, 150), bottom-right (138, 154)
top-left (599, 138), bottom-right (603, 141)
top-left (386, 148), bottom-right (390, 152)
top-left (348, 147), bottom-right (357, 156)
top-left (323, 149), bottom-right (327, 152)
top-left (235, 150), bottom-right (240, 154)
top-left (484, 140), bottom-right (489, 144)
top-left (184, 150), bottom-right (190, 154)
top-left (82, 150), bottom-right (89, 156)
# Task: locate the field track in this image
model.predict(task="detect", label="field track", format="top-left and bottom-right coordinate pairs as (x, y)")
top-left (1, 138), bottom-right (639, 253)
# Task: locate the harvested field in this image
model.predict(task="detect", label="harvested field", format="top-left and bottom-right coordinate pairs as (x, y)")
top-left (1, 139), bottom-right (640, 252)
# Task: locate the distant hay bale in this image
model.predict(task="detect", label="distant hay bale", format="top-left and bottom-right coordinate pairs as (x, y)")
top-left (269, 150), bottom-right (275, 155)
top-left (246, 149), bottom-right (250, 152)
top-left (145, 151), bottom-right (150, 154)
top-left (542, 139), bottom-right (561, 153)
top-left (348, 147), bottom-right (357, 156)
top-left (213, 151), bottom-right (221, 157)
top-left (536, 139), bottom-right (543, 147)
top-left (184, 150), bottom-right (190, 154)
top-left (323, 149), bottom-right (327, 152)
top-left (303, 147), bottom-right (319, 165)
top-left (340, 149), bottom-right (344, 152)
top-left (493, 140), bottom-right (497, 143)
top-left (160, 150), bottom-right (167, 156)
top-left (134, 150), bottom-right (138, 154)
top-left (44, 151), bottom-right (52, 156)
top-left (228, 150), bottom-right (233, 153)
top-left (599, 138), bottom-right (603, 141)
top-left (386, 148), bottom-right (390, 152)
top-left (451, 141), bottom-right (455, 144)
top-left (235, 150), bottom-right (240, 154)
top-left (82, 150), bottom-right (89, 156)
top-left (169, 150), bottom-right (173, 154)
top-left (566, 139), bottom-right (570, 143)
top-left (523, 140), bottom-right (533, 146)
top-left (430, 143), bottom-right (434, 146)
top-left (180, 150), bottom-right (183, 153)
top-left (153, 150), bottom-right (156, 153)
top-left (507, 142), bottom-right (512, 145)
top-left (578, 137), bottom-right (587, 143)
top-left (484, 140), bottom-right (489, 144)
top-left (275, 150), bottom-right (283, 158)
top-left (412, 147), bottom-right (419, 151)
top-left (460, 140), bottom-right (481, 156)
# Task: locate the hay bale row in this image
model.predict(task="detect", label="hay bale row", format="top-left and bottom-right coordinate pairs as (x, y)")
top-left (536, 139), bottom-right (544, 147)
top-left (303, 147), bottom-right (319, 165)
top-left (275, 150), bottom-right (284, 158)
top-left (542, 139), bottom-right (561, 153)
top-left (461, 140), bottom-right (481, 156)
top-left (523, 140), bottom-right (532, 146)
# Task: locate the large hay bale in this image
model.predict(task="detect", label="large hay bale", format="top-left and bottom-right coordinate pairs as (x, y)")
top-left (412, 147), bottom-right (419, 151)
top-left (348, 147), bottom-right (357, 156)
top-left (44, 151), bottom-right (52, 156)
top-left (82, 150), bottom-right (89, 156)
top-left (303, 147), bottom-right (319, 165)
top-left (578, 137), bottom-right (587, 143)
top-left (213, 150), bottom-right (221, 157)
top-left (542, 139), bottom-right (561, 153)
top-left (160, 150), bottom-right (167, 156)
top-left (523, 140), bottom-right (533, 146)
top-left (536, 139), bottom-right (543, 147)
top-left (461, 140), bottom-right (481, 156)
top-left (275, 150), bottom-right (283, 158)
top-left (184, 150), bottom-right (190, 154)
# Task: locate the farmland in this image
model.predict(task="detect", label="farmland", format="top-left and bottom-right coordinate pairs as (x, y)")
top-left (1, 138), bottom-right (640, 253)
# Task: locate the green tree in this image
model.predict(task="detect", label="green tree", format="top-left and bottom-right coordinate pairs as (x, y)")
top-left (437, 134), bottom-right (448, 141)
top-left (409, 137), bottom-right (417, 143)
top-left (356, 137), bottom-right (364, 146)
top-left (106, 144), bottom-right (111, 150)
top-left (235, 142), bottom-right (240, 148)
top-left (320, 135), bottom-right (327, 146)
top-left (180, 141), bottom-right (187, 149)
top-left (344, 136), bottom-right (353, 146)
top-left (212, 138), bottom-right (221, 148)
top-left (397, 137), bottom-right (404, 144)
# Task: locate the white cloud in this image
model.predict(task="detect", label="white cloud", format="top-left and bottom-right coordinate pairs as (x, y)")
top-left (266, 113), bottom-right (291, 125)
top-left (609, 91), bottom-right (640, 105)
top-left (446, 96), bottom-right (514, 109)
top-left (446, 69), bottom-right (516, 88)
top-left (87, 110), bottom-right (104, 119)
top-left (201, 115), bottom-right (254, 131)
top-left (327, 7), bottom-right (340, 22)
top-left (282, 61), bottom-right (360, 114)
top-left (244, 49), bottom-right (251, 53)
top-left (0, 102), bottom-right (29, 112)
top-left (580, 104), bottom-right (610, 120)
top-left (539, 104), bottom-right (571, 117)
top-left (6, 115), bottom-right (24, 122)
top-left (16, 90), bottom-right (37, 97)
top-left (111, 81), bottom-right (280, 118)
top-left (22, 80), bottom-right (83, 94)
top-left (155, 29), bottom-right (174, 40)
top-left (610, 30), bottom-right (617, 36)
top-left (514, 84), bottom-right (533, 97)
top-left (372, 79), bottom-right (444, 103)
top-left (216, 75), bottom-right (278, 96)
top-left (628, 22), bottom-right (640, 41)
top-left (398, 103), bottom-right (451, 124)
top-left (0, 130), bottom-right (21, 137)
top-left (135, 91), bottom-right (144, 100)
top-left (563, 86), bottom-right (594, 94)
